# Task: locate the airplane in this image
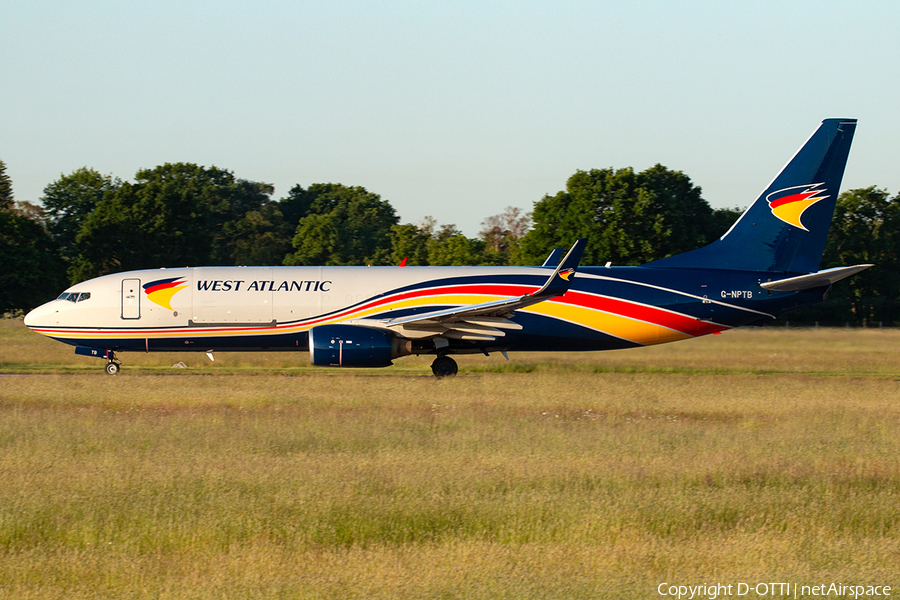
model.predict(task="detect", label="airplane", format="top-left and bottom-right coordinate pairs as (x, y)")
top-left (24, 118), bottom-right (870, 378)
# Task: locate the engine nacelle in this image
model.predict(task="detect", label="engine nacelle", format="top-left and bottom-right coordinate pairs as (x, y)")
top-left (308, 324), bottom-right (396, 368)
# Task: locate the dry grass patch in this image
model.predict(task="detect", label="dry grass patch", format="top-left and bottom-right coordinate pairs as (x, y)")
top-left (1, 321), bottom-right (900, 597)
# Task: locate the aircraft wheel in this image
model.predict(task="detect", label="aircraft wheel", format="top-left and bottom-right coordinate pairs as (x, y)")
top-left (105, 361), bottom-right (120, 375)
top-left (431, 356), bottom-right (458, 378)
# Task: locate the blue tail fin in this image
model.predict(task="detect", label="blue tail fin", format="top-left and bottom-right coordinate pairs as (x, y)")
top-left (647, 118), bottom-right (857, 273)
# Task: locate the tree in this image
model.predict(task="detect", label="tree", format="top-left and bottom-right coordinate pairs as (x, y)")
top-left (519, 165), bottom-right (720, 266)
top-left (389, 222), bottom-right (431, 266)
top-left (221, 204), bottom-right (293, 266)
top-left (387, 217), bottom-right (497, 266)
top-left (0, 160), bottom-right (12, 210)
top-left (711, 206), bottom-right (743, 235)
top-left (0, 212), bottom-right (68, 313)
top-left (283, 184), bottom-right (398, 266)
top-left (210, 178), bottom-right (278, 264)
top-left (818, 187), bottom-right (900, 325)
top-left (426, 224), bottom-right (485, 266)
top-left (0, 165), bottom-right (68, 313)
top-left (41, 167), bottom-right (121, 262)
top-left (480, 206), bottom-right (530, 265)
top-left (12, 201), bottom-right (46, 221)
top-left (70, 163), bottom-right (274, 281)
top-left (0, 163), bottom-right (48, 219)
top-left (278, 184), bottom-right (318, 225)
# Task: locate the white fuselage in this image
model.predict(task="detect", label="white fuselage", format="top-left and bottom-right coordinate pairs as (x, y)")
top-left (23, 265), bottom-right (558, 352)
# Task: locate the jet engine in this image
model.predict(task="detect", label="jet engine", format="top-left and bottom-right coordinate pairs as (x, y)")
top-left (308, 324), bottom-right (412, 368)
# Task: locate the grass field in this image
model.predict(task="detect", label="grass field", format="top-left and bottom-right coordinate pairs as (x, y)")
top-left (1, 319), bottom-right (899, 598)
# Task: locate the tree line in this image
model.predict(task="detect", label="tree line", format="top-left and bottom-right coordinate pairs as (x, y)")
top-left (1, 159), bottom-right (897, 325)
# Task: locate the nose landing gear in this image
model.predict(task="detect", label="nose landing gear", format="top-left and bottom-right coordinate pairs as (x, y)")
top-left (75, 346), bottom-right (122, 375)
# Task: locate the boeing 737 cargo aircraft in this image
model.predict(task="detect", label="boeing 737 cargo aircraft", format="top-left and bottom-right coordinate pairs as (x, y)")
top-left (24, 119), bottom-right (869, 377)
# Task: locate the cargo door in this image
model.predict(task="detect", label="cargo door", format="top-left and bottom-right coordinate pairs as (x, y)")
top-left (121, 278), bottom-right (141, 319)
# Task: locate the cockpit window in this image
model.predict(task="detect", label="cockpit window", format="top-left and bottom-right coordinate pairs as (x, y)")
top-left (57, 292), bottom-right (90, 302)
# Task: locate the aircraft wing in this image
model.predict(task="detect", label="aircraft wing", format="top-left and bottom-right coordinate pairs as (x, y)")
top-left (381, 239), bottom-right (587, 342)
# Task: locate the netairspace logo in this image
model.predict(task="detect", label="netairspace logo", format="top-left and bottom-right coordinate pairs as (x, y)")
top-left (657, 582), bottom-right (891, 599)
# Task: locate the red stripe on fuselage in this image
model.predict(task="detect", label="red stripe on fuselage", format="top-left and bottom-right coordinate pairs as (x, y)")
top-left (554, 291), bottom-right (727, 336)
top-left (144, 279), bottom-right (187, 295)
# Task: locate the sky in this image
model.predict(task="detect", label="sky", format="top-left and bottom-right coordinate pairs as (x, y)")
top-left (2, 0), bottom-right (899, 235)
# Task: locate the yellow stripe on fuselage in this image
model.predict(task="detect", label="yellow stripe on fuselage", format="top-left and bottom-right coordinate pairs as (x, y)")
top-left (521, 301), bottom-right (691, 346)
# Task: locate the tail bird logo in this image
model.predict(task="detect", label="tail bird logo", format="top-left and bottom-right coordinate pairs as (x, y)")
top-left (143, 277), bottom-right (189, 310)
top-left (767, 183), bottom-right (828, 231)
top-left (559, 268), bottom-right (575, 281)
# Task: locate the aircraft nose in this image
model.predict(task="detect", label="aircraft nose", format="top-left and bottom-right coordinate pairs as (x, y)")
top-left (24, 303), bottom-right (50, 329)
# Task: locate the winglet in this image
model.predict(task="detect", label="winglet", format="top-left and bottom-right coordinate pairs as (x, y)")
top-left (531, 238), bottom-right (587, 298)
top-left (380, 239), bottom-right (588, 333)
top-left (541, 247), bottom-right (564, 267)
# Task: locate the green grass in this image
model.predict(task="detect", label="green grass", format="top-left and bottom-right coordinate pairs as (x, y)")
top-left (1, 319), bottom-right (899, 598)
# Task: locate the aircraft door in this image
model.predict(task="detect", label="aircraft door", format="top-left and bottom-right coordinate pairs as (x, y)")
top-left (121, 278), bottom-right (141, 319)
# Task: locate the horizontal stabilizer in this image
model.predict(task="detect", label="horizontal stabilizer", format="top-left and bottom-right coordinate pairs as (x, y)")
top-left (760, 264), bottom-right (873, 292)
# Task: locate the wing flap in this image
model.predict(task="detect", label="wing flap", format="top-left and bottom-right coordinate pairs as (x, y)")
top-left (461, 316), bottom-right (523, 330)
top-left (444, 323), bottom-right (506, 337)
top-left (443, 330), bottom-right (497, 342)
top-left (389, 325), bottom-right (448, 339)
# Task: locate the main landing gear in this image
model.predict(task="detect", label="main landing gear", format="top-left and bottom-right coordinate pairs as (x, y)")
top-left (431, 355), bottom-right (458, 378)
top-left (104, 359), bottom-right (121, 375)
